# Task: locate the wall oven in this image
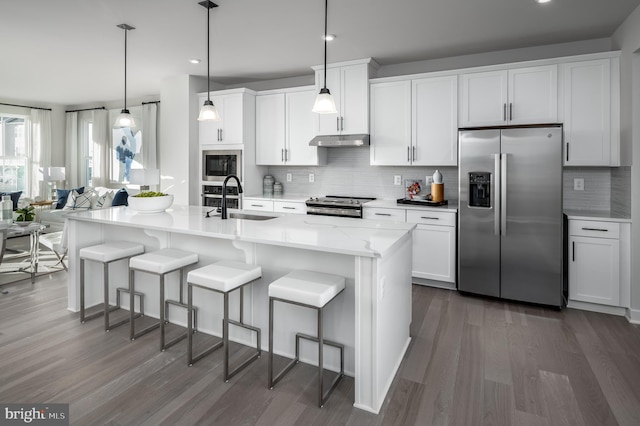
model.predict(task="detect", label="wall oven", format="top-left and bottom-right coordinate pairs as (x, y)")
top-left (202, 150), bottom-right (242, 182)
top-left (202, 184), bottom-right (241, 209)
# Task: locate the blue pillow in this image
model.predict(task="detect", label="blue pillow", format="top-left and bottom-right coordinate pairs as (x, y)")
top-left (56, 187), bottom-right (84, 209)
top-left (0, 191), bottom-right (22, 210)
top-left (112, 188), bottom-right (129, 206)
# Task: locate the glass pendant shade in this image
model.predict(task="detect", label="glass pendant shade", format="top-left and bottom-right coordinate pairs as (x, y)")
top-left (198, 99), bottom-right (221, 121)
top-left (312, 88), bottom-right (337, 114)
top-left (114, 109), bottom-right (136, 128)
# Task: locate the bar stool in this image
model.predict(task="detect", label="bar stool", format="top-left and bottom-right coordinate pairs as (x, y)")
top-left (79, 241), bottom-right (145, 331)
top-left (187, 260), bottom-right (262, 382)
top-left (268, 270), bottom-right (346, 408)
top-left (129, 248), bottom-right (199, 351)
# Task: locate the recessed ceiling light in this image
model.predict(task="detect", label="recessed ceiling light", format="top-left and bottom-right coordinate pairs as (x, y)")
top-left (536, 0), bottom-right (552, 3)
top-left (323, 34), bottom-right (336, 41)
top-left (189, 58), bottom-right (201, 64)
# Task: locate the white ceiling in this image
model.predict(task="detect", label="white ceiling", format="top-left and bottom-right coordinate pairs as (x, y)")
top-left (1, 0), bottom-right (639, 107)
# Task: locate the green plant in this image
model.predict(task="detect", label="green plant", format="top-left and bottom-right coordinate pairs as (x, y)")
top-left (15, 206), bottom-right (35, 222)
top-left (133, 191), bottom-right (169, 198)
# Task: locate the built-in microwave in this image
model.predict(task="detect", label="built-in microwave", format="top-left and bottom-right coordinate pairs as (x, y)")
top-left (202, 150), bottom-right (242, 182)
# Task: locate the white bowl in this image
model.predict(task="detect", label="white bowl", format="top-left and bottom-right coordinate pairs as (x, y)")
top-left (128, 194), bottom-right (174, 214)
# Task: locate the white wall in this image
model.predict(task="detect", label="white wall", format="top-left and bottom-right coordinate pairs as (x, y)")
top-left (612, 4), bottom-right (640, 317)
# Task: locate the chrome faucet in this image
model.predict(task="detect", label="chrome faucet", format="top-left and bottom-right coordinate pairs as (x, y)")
top-left (221, 175), bottom-right (243, 219)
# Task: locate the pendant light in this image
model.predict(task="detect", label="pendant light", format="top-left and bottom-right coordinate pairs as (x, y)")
top-left (198, 1), bottom-right (221, 121)
top-left (114, 24), bottom-right (136, 128)
top-left (312, 0), bottom-right (337, 114)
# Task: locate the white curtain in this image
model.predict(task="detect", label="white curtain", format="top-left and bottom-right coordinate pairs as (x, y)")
top-left (142, 103), bottom-right (159, 190)
top-left (91, 109), bottom-right (109, 187)
top-left (29, 109), bottom-right (52, 198)
top-left (65, 112), bottom-right (79, 188)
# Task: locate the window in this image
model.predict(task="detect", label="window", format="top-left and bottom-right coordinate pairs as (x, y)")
top-left (109, 107), bottom-right (142, 184)
top-left (0, 115), bottom-right (28, 193)
top-left (86, 122), bottom-right (94, 187)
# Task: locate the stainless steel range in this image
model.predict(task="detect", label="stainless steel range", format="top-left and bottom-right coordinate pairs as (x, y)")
top-left (305, 196), bottom-right (375, 218)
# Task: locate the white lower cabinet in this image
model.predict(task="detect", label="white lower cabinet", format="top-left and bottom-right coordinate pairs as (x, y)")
top-left (243, 197), bottom-right (306, 215)
top-left (569, 219), bottom-right (621, 307)
top-left (362, 207), bottom-right (406, 221)
top-left (406, 210), bottom-right (456, 283)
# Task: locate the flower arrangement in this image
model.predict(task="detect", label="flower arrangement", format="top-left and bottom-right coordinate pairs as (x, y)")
top-left (15, 206), bottom-right (35, 222)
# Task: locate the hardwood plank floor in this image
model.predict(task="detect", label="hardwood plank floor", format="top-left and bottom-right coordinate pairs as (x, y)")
top-left (1, 273), bottom-right (640, 425)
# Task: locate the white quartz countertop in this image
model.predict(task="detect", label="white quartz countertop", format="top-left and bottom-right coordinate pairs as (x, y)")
top-left (564, 209), bottom-right (631, 223)
top-left (67, 205), bottom-right (415, 258)
top-left (244, 194), bottom-right (309, 202)
top-left (365, 199), bottom-right (458, 213)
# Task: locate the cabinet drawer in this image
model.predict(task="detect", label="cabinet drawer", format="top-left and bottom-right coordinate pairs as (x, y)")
top-left (406, 209), bottom-right (456, 226)
top-left (569, 220), bottom-right (619, 239)
top-left (243, 199), bottom-right (274, 212)
top-left (274, 201), bottom-right (306, 214)
top-left (363, 207), bottom-right (406, 221)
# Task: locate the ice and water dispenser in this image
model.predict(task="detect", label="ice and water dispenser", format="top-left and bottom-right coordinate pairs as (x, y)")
top-left (468, 172), bottom-right (491, 208)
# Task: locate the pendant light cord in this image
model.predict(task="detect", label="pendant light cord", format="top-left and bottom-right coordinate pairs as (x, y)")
top-left (124, 27), bottom-right (128, 111)
top-left (207, 1), bottom-right (211, 102)
top-left (323, 0), bottom-right (328, 90)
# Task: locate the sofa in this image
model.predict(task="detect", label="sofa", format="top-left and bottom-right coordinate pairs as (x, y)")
top-left (37, 187), bottom-right (133, 233)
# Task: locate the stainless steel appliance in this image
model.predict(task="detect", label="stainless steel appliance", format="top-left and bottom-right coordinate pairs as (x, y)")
top-left (306, 196), bottom-right (375, 218)
top-left (202, 184), bottom-right (241, 209)
top-left (202, 150), bottom-right (241, 182)
top-left (458, 125), bottom-right (564, 307)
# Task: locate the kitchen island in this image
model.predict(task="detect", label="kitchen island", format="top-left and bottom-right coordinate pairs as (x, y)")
top-left (65, 205), bottom-right (415, 414)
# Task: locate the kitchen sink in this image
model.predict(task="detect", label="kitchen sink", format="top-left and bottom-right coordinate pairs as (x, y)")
top-left (229, 212), bottom-right (277, 221)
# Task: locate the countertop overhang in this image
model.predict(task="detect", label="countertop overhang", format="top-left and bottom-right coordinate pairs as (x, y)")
top-left (66, 205), bottom-right (416, 258)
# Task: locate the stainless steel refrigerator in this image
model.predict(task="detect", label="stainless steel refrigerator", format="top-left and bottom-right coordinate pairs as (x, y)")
top-left (458, 125), bottom-right (564, 307)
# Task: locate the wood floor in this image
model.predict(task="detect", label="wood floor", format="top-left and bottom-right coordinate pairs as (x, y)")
top-left (1, 273), bottom-right (640, 425)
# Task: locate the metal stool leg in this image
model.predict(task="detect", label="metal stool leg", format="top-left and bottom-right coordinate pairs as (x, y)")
top-left (318, 306), bottom-right (323, 408)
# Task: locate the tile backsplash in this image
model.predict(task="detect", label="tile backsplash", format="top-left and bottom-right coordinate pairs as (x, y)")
top-left (264, 148), bottom-right (625, 215)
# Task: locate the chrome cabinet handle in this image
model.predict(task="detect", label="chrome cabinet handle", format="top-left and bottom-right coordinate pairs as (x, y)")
top-left (503, 104), bottom-right (507, 121)
top-left (341, 117), bottom-right (344, 131)
top-left (285, 149), bottom-right (288, 161)
top-left (337, 117), bottom-right (340, 131)
top-left (412, 146), bottom-right (416, 162)
top-left (407, 146), bottom-right (410, 162)
top-left (566, 143), bottom-right (570, 162)
top-left (250, 204), bottom-right (263, 207)
top-left (509, 103), bottom-right (513, 121)
top-left (283, 206), bottom-right (296, 210)
top-left (281, 149), bottom-right (284, 162)
top-left (375, 213), bottom-right (391, 216)
top-left (572, 241), bottom-right (575, 262)
top-left (581, 227), bottom-right (608, 232)
top-left (421, 217), bottom-right (440, 220)
top-left (220, 129), bottom-right (223, 141)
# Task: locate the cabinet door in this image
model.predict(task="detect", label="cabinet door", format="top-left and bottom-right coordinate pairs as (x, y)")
top-left (317, 67), bottom-right (342, 135)
top-left (459, 70), bottom-right (508, 127)
top-left (243, 198), bottom-right (274, 212)
top-left (562, 59), bottom-right (611, 165)
top-left (218, 93), bottom-right (244, 144)
top-left (273, 201), bottom-right (307, 214)
top-left (256, 94), bottom-right (285, 165)
top-left (286, 90), bottom-right (322, 165)
top-left (340, 64), bottom-right (369, 134)
top-left (412, 224), bottom-right (456, 283)
top-left (199, 94), bottom-right (224, 145)
top-left (569, 235), bottom-right (620, 306)
top-left (412, 75), bottom-right (458, 166)
top-left (508, 65), bottom-right (558, 124)
top-left (370, 81), bottom-right (411, 166)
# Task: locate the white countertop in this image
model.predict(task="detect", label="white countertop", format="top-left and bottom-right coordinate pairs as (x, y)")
top-left (67, 205), bottom-right (415, 258)
top-left (244, 194), bottom-right (309, 202)
top-left (365, 199), bottom-right (458, 213)
top-left (564, 209), bottom-right (631, 223)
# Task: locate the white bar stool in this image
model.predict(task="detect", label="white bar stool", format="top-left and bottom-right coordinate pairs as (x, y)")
top-left (129, 248), bottom-right (199, 351)
top-left (187, 260), bottom-right (262, 382)
top-left (79, 241), bottom-right (145, 331)
top-left (268, 270), bottom-right (346, 408)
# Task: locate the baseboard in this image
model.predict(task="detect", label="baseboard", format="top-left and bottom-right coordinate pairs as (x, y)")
top-left (627, 308), bottom-right (640, 324)
top-left (412, 277), bottom-right (456, 290)
top-left (567, 300), bottom-right (627, 317)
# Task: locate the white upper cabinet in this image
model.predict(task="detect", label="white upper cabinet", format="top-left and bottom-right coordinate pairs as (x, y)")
top-left (561, 58), bottom-right (619, 166)
top-left (370, 80), bottom-right (412, 165)
top-left (412, 75), bottom-right (458, 165)
top-left (256, 87), bottom-right (325, 166)
top-left (370, 74), bottom-right (457, 166)
top-left (459, 65), bottom-right (557, 127)
top-left (314, 59), bottom-right (377, 135)
top-left (199, 89), bottom-right (255, 146)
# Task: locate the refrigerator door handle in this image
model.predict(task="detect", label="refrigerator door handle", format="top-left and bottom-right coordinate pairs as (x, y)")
top-left (494, 153), bottom-right (501, 236)
top-left (501, 153), bottom-right (508, 236)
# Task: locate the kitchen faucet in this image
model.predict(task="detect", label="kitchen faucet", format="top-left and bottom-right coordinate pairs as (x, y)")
top-left (221, 175), bottom-right (243, 219)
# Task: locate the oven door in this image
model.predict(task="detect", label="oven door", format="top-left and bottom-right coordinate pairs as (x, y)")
top-left (202, 150), bottom-right (242, 182)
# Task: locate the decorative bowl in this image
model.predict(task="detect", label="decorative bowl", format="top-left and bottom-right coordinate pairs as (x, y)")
top-left (14, 220), bottom-right (34, 227)
top-left (128, 194), bottom-right (174, 214)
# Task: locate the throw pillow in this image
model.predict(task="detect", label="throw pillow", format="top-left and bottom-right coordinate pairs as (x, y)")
top-left (56, 187), bottom-right (84, 209)
top-left (62, 190), bottom-right (93, 211)
top-left (95, 191), bottom-right (114, 209)
top-left (112, 188), bottom-right (129, 206)
top-left (0, 191), bottom-right (23, 210)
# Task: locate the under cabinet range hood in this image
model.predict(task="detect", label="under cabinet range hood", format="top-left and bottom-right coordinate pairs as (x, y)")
top-left (308, 134), bottom-right (370, 147)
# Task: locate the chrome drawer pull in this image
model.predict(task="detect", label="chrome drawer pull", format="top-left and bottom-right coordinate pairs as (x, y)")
top-left (581, 227), bottom-right (608, 232)
top-left (283, 207), bottom-right (296, 210)
top-left (421, 217), bottom-right (440, 220)
top-left (375, 213), bottom-right (391, 216)
top-left (251, 204), bottom-right (263, 207)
